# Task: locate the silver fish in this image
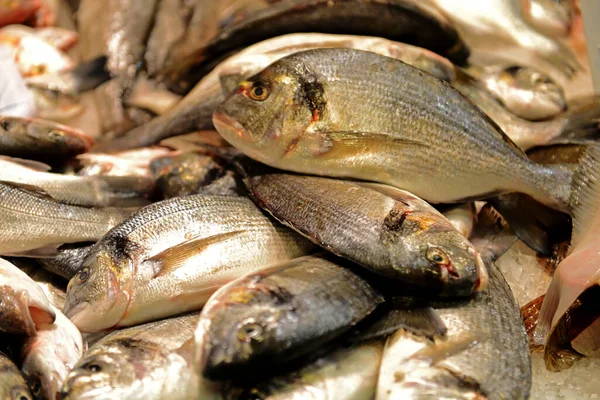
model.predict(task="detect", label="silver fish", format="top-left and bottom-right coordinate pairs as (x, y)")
top-left (37, 242), bottom-right (93, 280)
top-left (0, 182), bottom-right (132, 256)
top-left (0, 351), bottom-right (34, 400)
top-left (63, 195), bottom-right (315, 332)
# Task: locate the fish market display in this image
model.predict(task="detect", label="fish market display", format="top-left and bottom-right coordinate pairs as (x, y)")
top-left (214, 48), bottom-right (573, 212)
top-left (194, 254), bottom-right (383, 380)
top-left (0, 1), bottom-right (597, 398)
top-left (241, 168), bottom-right (486, 296)
top-left (63, 195), bottom-right (314, 332)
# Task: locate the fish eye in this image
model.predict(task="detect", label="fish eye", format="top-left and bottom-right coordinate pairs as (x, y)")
top-left (248, 83), bottom-right (270, 101)
top-left (78, 267), bottom-right (91, 283)
top-left (0, 120), bottom-right (10, 130)
top-left (237, 322), bottom-right (264, 342)
top-left (85, 363), bottom-right (102, 372)
top-left (11, 387), bottom-right (32, 400)
top-left (426, 248), bottom-right (449, 265)
top-left (240, 389), bottom-right (265, 400)
top-left (48, 130), bottom-right (64, 140)
top-left (29, 378), bottom-right (41, 396)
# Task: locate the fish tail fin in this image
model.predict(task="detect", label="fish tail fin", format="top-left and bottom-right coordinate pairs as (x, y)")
top-left (488, 193), bottom-right (571, 256)
top-left (547, 97), bottom-right (600, 145)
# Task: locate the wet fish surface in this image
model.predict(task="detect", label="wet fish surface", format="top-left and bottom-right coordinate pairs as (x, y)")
top-left (63, 195), bottom-right (315, 332)
top-left (37, 243), bottom-right (93, 280)
top-left (0, 350), bottom-right (34, 400)
top-left (214, 48), bottom-right (574, 213)
top-left (241, 168), bottom-right (486, 296)
top-left (195, 254), bottom-right (384, 381)
top-left (0, 182), bottom-right (132, 256)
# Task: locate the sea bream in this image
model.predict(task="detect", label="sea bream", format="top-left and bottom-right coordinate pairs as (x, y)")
top-left (214, 48), bottom-right (576, 214)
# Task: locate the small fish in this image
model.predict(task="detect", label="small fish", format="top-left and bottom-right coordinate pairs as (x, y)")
top-left (0, 182), bottom-right (132, 256)
top-left (0, 351), bottom-right (34, 400)
top-left (214, 48), bottom-right (575, 214)
top-left (103, 33), bottom-right (458, 152)
top-left (35, 27), bottom-right (78, 51)
top-left (224, 341), bottom-right (384, 400)
top-left (475, 65), bottom-right (567, 121)
top-left (76, 146), bottom-right (172, 178)
top-left (63, 195), bottom-right (315, 332)
top-left (21, 304), bottom-right (84, 400)
top-left (377, 207), bottom-right (531, 399)
top-left (61, 312), bottom-right (221, 400)
top-left (125, 75), bottom-right (182, 116)
top-left (240, 168), bottom-right (486, 296)
top-left (0, 0), bottom-right (41, 27)
top-left (195, 254), bottom-right (383, 381)
top-left (0, 116), bottom-right (93, 163)
top-left (535, 145), bottom-right (600, 366)
top-left (521, 0), bottom-right (573, 38)
top-left (422, 0), bottom-right (579, 78)
top-left (0, 156), bottom-right (154, 207)
top-left (37, 242), bottom-right (92, 280)
top-left (0, 258), bottom-right (55, 336)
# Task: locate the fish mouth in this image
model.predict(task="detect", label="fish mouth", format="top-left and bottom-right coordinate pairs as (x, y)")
top-left (16, 290), bottom-right (55, 335)
top-left (473, 252), bottom-right (489, 292)
top-left (213, 112), bottom-right (249, 141)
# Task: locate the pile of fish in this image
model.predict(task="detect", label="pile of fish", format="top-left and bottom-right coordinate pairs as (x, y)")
top-left (0, 0), bottom-right (599, 399)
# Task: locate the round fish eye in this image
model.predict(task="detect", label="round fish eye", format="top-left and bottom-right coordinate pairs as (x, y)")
top-left (11, 388), bottom-right (31, 400)
top-left (85, 363), bottom-right (102, 373)
top-left (48, 130), bottom-right (64, 140)
top-left (426, 248), bottom-right (449, 265)
top-left (248, 84), bottom-right (269, 101)
top-left (30, 379), bottom-right (41, 396)
top-left (78, 267), bottom-right (91, 283)
top-left (241, 389), bottom-right (265, 400)
top-left (237, 322), bottom-right (264, 342)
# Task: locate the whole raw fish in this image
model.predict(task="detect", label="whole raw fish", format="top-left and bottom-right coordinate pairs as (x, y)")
top-left (0, 351), bottom-right (33, 400)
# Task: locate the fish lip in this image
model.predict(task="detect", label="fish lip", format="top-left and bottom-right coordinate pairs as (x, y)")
top-left (213, 111), bottom-right (248, 140)
top-left (63, 300), bottom-right (90, 322)
top-left (16, 290), bottom-right (37, 336)
top-left (473, 252), bottom-right (488, 292)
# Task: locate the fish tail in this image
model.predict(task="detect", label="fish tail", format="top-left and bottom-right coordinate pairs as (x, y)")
top-left (70, 55), bottom-right (112, 93)
top-left (546, 97), bottom-right (600, 146)
top-left (524, 162), bottom-right (574, 214)
top-left (533, 274), bottom-right (561, 345)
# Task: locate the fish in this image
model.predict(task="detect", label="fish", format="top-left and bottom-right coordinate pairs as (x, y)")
top-left (0, 156), bottom-right (154, 207)
top-left (63, 195), bottom-right (315, 332)
top-left (34, 26), bottom-right (78, 51)
top-left (377, 206), bottom-right (531, 399)
top-left (521, 0), bottom-right (573, 38)
top-left (75, 146), bottom-right (172, 178)
top-left (223, 340), bottom-right (384, 400)
top-left (77, 0), bottom-right (158, 136)
top-left (472, 65), bottom-right (567, 121)
top-left (0, 181), bottom-right (132, 256)
top-left (37, 242), bottom-right (93, 280)
top-left (527, 143), bottom-right (586, 165)
top-left (150, 151), bottom-right (233, 199)
top-left (60, 312), bottom-right (221, 400)
top-left (0, 351), bottom-right (34, 400)
top-left (0, 0), bottom-right (41, 27)
top-left (195, 253), bottom-right (383, 381)
top-left (214, 48), bottom-right (575, 214)
top-left (0, 258), bottom-right (55, 336)
top-left (240, 167), bottom-right (486, 296)
top-left (421, 0), bottom-right (579, 79)
top-left (0, 116), bottom-right (93, 163)
top-left (161, 0), bottom-right (469, 86)
top-left (124, 75), bottom-right (182, 116)
top-left (159, 131), bottom-right (230, 152)
top-left (102, 33), bottom-right (459, 152)
top-left (21, 304), bottom-right (84, 400)
top-left (535, 145), bottom-right (600, 367)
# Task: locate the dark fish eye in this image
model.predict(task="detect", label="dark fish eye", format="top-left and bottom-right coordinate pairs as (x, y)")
top-left (241, 389), bottom-right (265, 400)
top-left (85, 363), bottom-right (102, 372)
top-left (237, 322), bottom-right (264, 342)
top-left (11, 387), bottom-right (32, 400)
top-left (78, 268), bottom-right (90, 283)
top-left (30, 379), bottom-right (41, 395)
top-left (426, 248), bottom-right (449, 265)
top-left (0, 119), bottom-right (10, 130)
top-left (249, 84), bottom-right (270, 101)
top-left (48, 130), bottom-right (64, 140)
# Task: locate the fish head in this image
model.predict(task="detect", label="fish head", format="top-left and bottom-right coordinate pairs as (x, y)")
top-left (63, 251), bottom-right (131, 333)
top-left (0, 285), bottom-right (55, 336)
top-left (214, 65), bottom-right (315, 166)
top-left (60, 352), bottom-right (138, 400)
top-left (199, 293), bottom-right (283, 380)
top-left (0, 375), bottom-right (33, 400)
top-left (523, 0), bottom-right (572, 37)
top-left (396, 214), bottom-right (487, 296)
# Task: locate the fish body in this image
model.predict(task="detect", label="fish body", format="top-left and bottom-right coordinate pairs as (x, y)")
top-left (0, 258), bottom-right (55, 336)
top-left (0, 116), bottom-right (93, 163)
top-left (241, 170), bottom-right (486, 296)
top-left (521, 0), bottom-right (573, 38)
top-left (225, 341), bottom-right (384, 400)
top-left (61, 313), bottom-right (218, 400)
top-left (76, 146), bottom-right (171, 178)
top-left (63, 195), bottom-right (315, 332)
top-left (377, 255), bottom-right (530, 399)
top-left (21, 304), bottom-right (84, 400)
top-left (38, 242), bottom-right (92, 280)
top-left (106, 33), bottom-right (458, 152)
top-left (0, 182), bottom-right (131, 256)
top-left (195, 254), bottom-right (383, 380)
top-left (0, 157), bottom-right (153, 207)
top-left (439, 203), bottom-right (477, 239)
top-left (214, 48), bottom-right (573, 213)
top-left (0, 0), bottom-right (41, 26)
top-left (0, 351), bottom-right (33, 400)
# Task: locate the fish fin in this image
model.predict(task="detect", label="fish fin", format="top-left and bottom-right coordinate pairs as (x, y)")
top-left (351, 301), bottom-right (447, 343)
top-left (547, 97), bottom-right (600, 145)
top-left (0, 155), bottom-right (52, 171)
top-left (2, 244), bottom-right (61, 258)
top-left (148, 231), bottom-right (247, 277)
top-left (569, 143), bottom-right (600, 245)
top-left (488, 193), bottom-right (571, 256)
top-left (409, 330), bottom-right (488, 365)
top-left (0, 180), bottom-right (52, 199)
top-left (544, 316), bottom-right (581, 372)
top-left (469, 204), bottom-right (518, 265)
top-left (69, 55), bottom-right (112, 93)
top-left (315, 130), bottom-right (427, 159)
top-left (219, 73), bottom-right (244, 97)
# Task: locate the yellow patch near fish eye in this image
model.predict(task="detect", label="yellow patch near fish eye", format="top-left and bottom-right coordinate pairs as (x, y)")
top-left (408, 215), bottom-right (438, 231)
top-left (228, 288), bottom-right (257, 304)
